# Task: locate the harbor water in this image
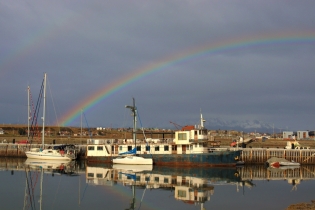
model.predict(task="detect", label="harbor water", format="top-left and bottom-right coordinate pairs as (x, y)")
top-left (1, 158), bottom-right (315, 210)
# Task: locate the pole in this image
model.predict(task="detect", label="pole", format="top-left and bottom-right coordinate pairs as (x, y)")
top-left (42, 73), bottom-right (47, 148)
top-left (27, 86), bottom-right (30, 141)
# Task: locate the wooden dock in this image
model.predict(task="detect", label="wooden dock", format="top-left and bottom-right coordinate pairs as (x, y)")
top-left (239, 148), bottom-right (315, 164)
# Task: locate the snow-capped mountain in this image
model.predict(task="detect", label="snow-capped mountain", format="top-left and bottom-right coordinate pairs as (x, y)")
top-left (205, 118), bottom-right (275, 133)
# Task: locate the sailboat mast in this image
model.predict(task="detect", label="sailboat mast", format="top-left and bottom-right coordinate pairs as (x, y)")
top-left (126, 98), bottom-right (137, 150)
top-left (42, 73), bottom-right (47, 148)
top-left (27, 86), bottom-right (30, 141)
top-left (133, 98), bottom-right (137, 149)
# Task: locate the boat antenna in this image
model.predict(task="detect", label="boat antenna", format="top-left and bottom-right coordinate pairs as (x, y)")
top-left (200, 109), bottom-right (205, 129)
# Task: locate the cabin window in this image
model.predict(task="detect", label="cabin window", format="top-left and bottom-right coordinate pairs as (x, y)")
top-left (178, 190), bottom-right (187, 198)
top-left (119, 146), bottom-right (122, 151)
top-left (87, 173), bottom-right (94, 177)
top-left (88, 146), bottom-right (95, 151)
top-left (155, 146), bottom-right (160, 151)
top-left (137, 146), bottom-right (141, 151)
top-left (178, 133), bottom-right (187, 140)
top-left (145, 177), bottom-right (150, 181)
top-left (164, 145), bottom-right (169, 151)
top-left (154, 177), bottom-right (159, 182)
top-left (96, 174), bottom-right (102, 178)
top-left (172, 145), bottom-right (177, 151)
top-left (128, 146), bottom-right (132, 151)
top-left (136, 176), bottom-right (140, 181)
top-left (146, 146), bottom-right (150, 151)
top-left (97, 146), bottom-right (103, 151)
top-left (164, 178), bottom-right (169, 183)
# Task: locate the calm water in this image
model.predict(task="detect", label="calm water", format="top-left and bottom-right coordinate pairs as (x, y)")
top-left (0, 158), bottom-right (315, 210)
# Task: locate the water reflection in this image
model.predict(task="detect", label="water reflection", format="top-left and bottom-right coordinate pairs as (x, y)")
top-left (1, 158), bottom-right (315, 210)
top-left (86, 163), bottom-right (242, 209)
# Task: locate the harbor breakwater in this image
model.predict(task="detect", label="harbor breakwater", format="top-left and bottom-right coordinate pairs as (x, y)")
top-left (1, 143), bottom-right (315, 164)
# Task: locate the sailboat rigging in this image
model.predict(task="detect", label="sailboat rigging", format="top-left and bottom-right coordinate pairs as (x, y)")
top-left (112, 98), bottom-right (153, 165)
top-left (25, 73), bottom-right (76, 160)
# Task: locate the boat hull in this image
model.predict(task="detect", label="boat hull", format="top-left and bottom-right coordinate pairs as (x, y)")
top-left (25, 151), bottom-right (73, 161)
top-left (112, 156), bottom-right (153, 165)
top-left (87, 150), bottom-right (241, 167)
top-left (143, 151), bottom-right (241, 167)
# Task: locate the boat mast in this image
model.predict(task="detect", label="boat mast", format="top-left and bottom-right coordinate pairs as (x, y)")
top-left (42, 73), bottom-right (47, 148)
top-left (27, 86), bottom-right (30, 141)
top-left (126, 98), bottom-right (137, 150)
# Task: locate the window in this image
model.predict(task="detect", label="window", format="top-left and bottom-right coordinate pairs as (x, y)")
top-left (190, 145), bottom-right (193, 150)
top-left (88, 146), bottom-right (95, 151)
top-left (146, 146), bottom-right (150, 151)
top-left (154, 177), bottom-right (159, 182)
top-left (164, 178), bottom-right (169, 183)
top-left (137, 146), bottom-right (141, 151)
top-left (128, 146), bottom-right (132, 151)
top-left (164, 145), bottom-right (169, 151)
top-left (178, 190), bottom-right (187, 198)
top-left (96, 174), bottom-right (102, 178)
top-left (136, 176), bottom-right (140, 181)
top-left (155, 146), bottom-right (160, 151)
top-left (178, 133), bottom-right (187, 140)
top-left (87, 173), bottom-right (94, 177)
top-left (172, 145), bottom-right (177, 151)
top-left (145, 176), bottom-right (150, 181)
top-left (119, 146), bottom-right (122, 151)
top-left (97, 146), bottom-right (103, 151)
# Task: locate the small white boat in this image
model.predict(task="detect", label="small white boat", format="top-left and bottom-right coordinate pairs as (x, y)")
top-left (113, 155), bottom-right (153, 165)
top-left (266, 157), bottom-right (300, 168)
top-left (25, 73), bottom-right (76, 161)
top-left (112, 98), bottom-right (153, 165)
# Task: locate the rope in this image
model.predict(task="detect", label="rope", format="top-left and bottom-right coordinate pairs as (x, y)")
top-left (46, 76), bottom-right (60, 130)
top-left (137, 109), bottom-right (153, 158)
top-left (83, 111), bottom-right (93, 139)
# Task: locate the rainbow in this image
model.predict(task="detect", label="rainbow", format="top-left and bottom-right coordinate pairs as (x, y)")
top-left (55, 30), bottom-right (315, 126)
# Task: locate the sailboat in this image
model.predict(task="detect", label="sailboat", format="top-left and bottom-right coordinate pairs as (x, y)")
top-left (112, 98), bottom-right (153, 165)
top-left (25, 73), bottom-right (76, 160)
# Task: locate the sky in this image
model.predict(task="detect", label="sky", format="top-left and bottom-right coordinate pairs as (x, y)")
top-left (1, 1), bottom-right (315, 132)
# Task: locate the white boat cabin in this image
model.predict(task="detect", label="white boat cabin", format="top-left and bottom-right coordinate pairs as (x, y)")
top-left (86, 125), bottom-right (209, 157)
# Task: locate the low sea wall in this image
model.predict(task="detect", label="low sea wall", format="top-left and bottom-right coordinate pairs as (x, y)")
top-left (0, 143), bottom-right (86, 159)
top-left (240, 148), bottom-right (315, 164)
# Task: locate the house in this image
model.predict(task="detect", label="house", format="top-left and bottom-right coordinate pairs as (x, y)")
top-left (283, 131), bottom-right (294, 139)
top-left (297, 131), bottom-right (309, 140)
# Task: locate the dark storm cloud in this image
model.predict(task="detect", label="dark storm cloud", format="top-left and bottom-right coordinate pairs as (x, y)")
top-left (1, 0), bottom-right (315, 131)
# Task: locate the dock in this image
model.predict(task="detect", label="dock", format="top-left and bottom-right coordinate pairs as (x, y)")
top-left (1, 143), bottom-right (315, 164)
top-left (239, 148), bottom-right (315, 164)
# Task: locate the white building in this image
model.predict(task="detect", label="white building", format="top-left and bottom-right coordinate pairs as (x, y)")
top-left (283, 131), bottom-right (294, 139)
top-left (297, 131), bottom-right (309, 140)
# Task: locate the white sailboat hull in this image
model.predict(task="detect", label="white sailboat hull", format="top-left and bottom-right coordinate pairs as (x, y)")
top-left (113, 156), bottom-right (153, 165)
top-left (25, 149), bottom-right (74, 161)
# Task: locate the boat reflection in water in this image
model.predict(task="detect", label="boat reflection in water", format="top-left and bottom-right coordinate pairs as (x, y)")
top-left (24, 159), bottom-right (76, 176)
top-left (23, 159), bottom-right (77, 210)
top-left (86, 163), bottom-right (242, 209)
